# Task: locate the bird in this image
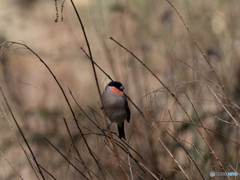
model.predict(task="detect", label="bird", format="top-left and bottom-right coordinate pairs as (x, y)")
top-left (101, 81), bottom-right (130, 140)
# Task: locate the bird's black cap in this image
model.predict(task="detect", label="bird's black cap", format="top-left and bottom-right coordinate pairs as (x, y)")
top-left (108, 81), bottom-right (124, 91)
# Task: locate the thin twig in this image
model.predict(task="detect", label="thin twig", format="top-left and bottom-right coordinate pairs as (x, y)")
top-left (155, 120), bottom-right (240, 146)
top-left (69, 0), bottom-right (126, 178)
top-left (138, 162), bottom-right (160, 180)
top-left (0, 108), bottom-right (39, 179)
top-left (0, 87), bottom-right (44, 180)
top-left (165, 0), bottom-right (240, 122)
top-left (38, 164), bottom-right (56, 180)
top-left (81, 46), bottom-right (146, 127)
top-left (236, 151), bottom-right (240, 172)
top-left (63, 117), bottom-right (93, 180)
top-left (172, 54), bottom-right (217, 87)
top-left (109, 36), bottom-right (231, 178)
top-left (54, 0), bottom-right (58, 22)
top-left (215, 116), bottom-right (238, 126)
top-left (1, 41), bottom-right (101, 177)
top-left (194, 60), bottom-right (239, 127)
top-left (67, 86), bottom-right (107, 179)
top-left (74, 157), bottom-right (102, 180)
top-left (61, 0), bottom-right (66, 22)
top-left (0, 151), bottom-right (24, 180)
top-left (166, 130), bottom-right (205, 179)
top-left (110, 36), bottom-right (194, 179)
top-left (80, 47), bottom-right (113, 81)
top-left (127, 129), bottom-right (135, 180)
top-left (43, 137), bottom-right (89, 180)
top-left (184, 92), bottom-right (231, 179)
top-left (167, 109), bottom-right (200, 180)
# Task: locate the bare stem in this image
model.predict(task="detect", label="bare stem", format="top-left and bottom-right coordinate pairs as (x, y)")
top-left (70, 0), bottom-right (126, 178)
top-left (165, 0), bottom-right (240, 122)
top-left (0, 87), bottom-right (45, 180)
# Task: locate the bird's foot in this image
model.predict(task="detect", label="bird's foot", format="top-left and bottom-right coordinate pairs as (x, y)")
top-left (106, 122), bottom-right (112, 129)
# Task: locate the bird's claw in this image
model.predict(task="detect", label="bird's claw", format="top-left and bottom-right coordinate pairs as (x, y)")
top-left (106, 123), bottom-right (112, 129)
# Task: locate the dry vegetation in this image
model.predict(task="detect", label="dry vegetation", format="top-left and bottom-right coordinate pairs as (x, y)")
top-left (1, 0), bottom-right (240, 179)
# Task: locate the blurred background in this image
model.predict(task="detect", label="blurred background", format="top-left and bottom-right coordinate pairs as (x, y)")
top-left (1, 0), bottom-right (240, 179)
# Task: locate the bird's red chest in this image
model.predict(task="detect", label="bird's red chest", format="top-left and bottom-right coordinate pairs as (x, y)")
top-left (109, 86), bottom-right (123, 95)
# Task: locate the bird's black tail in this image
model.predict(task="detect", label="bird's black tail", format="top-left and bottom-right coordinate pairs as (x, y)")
top-left (118, 122), bottom-right (125, 140)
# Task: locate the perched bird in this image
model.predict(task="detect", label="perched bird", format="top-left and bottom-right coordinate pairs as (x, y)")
top-left (101, 81), bottom-right (130, 140)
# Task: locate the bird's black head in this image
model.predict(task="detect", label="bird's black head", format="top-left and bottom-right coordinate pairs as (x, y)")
top-left (108, 81), bottom-right (124, 91)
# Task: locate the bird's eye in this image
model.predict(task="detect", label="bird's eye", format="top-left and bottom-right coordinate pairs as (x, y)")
top-left (119, 86), bottom-right (124, 91)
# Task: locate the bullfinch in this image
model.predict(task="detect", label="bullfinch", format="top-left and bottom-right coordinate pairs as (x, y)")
top-left (101, 81), bottom-right (130, 140)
